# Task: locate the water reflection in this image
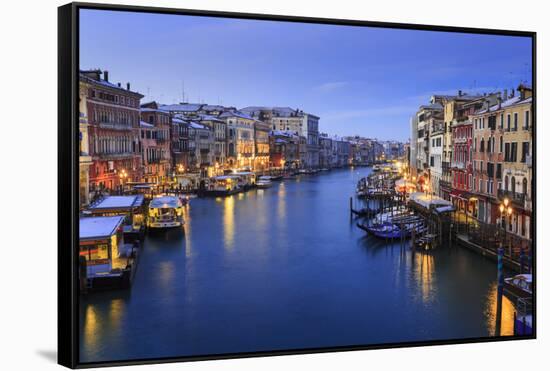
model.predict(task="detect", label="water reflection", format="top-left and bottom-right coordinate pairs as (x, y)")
top-left (223, 196), bottom-right (235, 250)
top-left (485, 282), bottom-right (516, 336)
top-left (414, 252), bottom-right (436, 304)
top-left (83, 305), bottom-right (99, 354)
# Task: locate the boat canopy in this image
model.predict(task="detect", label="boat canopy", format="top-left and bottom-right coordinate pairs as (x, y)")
top-left (88, 195), bottom-right (144, 210)
top-left (80, 216), bottom-right (124, 240)
top-left (149, 196), bottom-right (182, 208)
top-left (513, 274), bottom-right (533, 283)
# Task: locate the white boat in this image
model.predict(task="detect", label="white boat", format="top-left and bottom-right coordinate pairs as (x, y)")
top-left (256, 176), bottom-right (273, 189)
top-left (147, 196), bottom-right (185, 229)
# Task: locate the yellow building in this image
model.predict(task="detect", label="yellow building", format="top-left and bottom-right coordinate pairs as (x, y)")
top-left (499, 84), bottom-right (533, 240)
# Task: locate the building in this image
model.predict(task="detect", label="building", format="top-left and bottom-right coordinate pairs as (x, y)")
top-left (414, 102), bottom-right (443, 190)
top-left (428, 112), bottom-right (444, 196)
top-left (170, 115), bottom-right (190, 173)
top-left (199, 114), bottom-right (227, 167)
top-left (220, 111), bottom-right (256, 170)
top-left (79, 81), bottom-right (93, 207)
top-left (409, 115), bottom-right (418, 178)
top-left (449, 95), bottom-right (496, 213)
top-left (188, 121), bottom-right (214, 176)
top-left (319, 134), bottom-right (334, 168)
top-left (498, 85), bottom-right (532, 240)
top-left (80, 69), bottom-right (143, 194)
top-left (254, 120), bottom-right (271, 171)
top-left (241, 106), bottom-right (320, 168)
top-left (269, 130), bottom-right (300, 169)
top-left (140, 102), bottom-right (172, 185)
top-left (303, 113), bottom-right (320, 168)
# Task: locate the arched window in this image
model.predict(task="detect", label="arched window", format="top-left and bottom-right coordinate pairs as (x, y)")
top-left (523, 178), bottom-right (528, 196)
top-left (505, 176), bottom-right (509, 191)
top-left (511, 176), bottom-right (516, 194)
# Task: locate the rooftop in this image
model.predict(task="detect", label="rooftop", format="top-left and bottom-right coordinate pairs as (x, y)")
top-left (80, 216), bottom-right (124, 240)
top-left (89, 195), bottom-right (145, 210)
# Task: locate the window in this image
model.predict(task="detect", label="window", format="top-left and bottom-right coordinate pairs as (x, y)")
top-left (525, 111), bottom-right (530, 130)
top-left (504, 142), bottom-right (511, 162)
top-left (500, 113), bottom-right (504, 129)
top-left (521, 142), bottom-right (530, 162)
top-left (499, 137), bottom-right (503, 153)
top-left (511, 176), bottom-right (516, 193)
top-left (511, 142), bottom-right (518, 162)
top-left (487, 162), bottom-right (494, 177)
top-left (513, 113), bottom-right (518, 131)
top-left (496, 163), bottom-right (502, 179)
top-left (507, 114), bottom-right (511, 131)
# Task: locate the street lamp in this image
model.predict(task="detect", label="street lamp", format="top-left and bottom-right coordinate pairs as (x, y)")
top-left (499, 198), bottom-right (513, 256)
top-left (119, 169), bottom-right (128, 194)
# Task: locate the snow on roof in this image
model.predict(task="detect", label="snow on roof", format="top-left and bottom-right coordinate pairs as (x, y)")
top-left (172, 117), bottom-right (186, 124)
top-left (89, 195), bottom-right (144, 210)
top-left (80, 216), bottom-right (124, 240)
top-left (140, 107), bottom-right (168, 113)
top-left (219, 110), bottom-right (256, 120)
top-left (241, 106), bottom-right (305, 118)
top-left (435, 205), bottom-right (455, 213)
top-left (475, 96), bottom-right (532, 114)
top-left (199, 114), bottom-right (224, 122)
top-left (79, 72), bottom-right (143, 96)
top-left (419, 102), bottom-right (443, 110)
top-left (150, 196), bottom-right (182, 208)
top-left (160, 103), bottom-right (203, 112)
top-left (201, 105), bottom-right (226, 111)
top-left (140, 121), bottom-right (154, 128)
top-left (409, 192), bottom-right (452, 209)
top-left (189, 122), bottom-right (209, 130)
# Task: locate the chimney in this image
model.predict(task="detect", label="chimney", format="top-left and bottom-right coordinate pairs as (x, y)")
top-left (104, 70), bottom-right (109, 82)
top-left (117, 82), bottom-right (121, 87)
top-left (497, 96), bottom-right (502, 109)
top-left (510, 89), bottom-right (515, 98)
top-left (126, 82), bottom-right (131, 91)
top-left (458, 90), bottom-right (463, 97)
top-left (503, 89), bottom-right (508, 101)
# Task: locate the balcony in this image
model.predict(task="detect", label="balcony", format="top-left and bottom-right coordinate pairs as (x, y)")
top-left (498, 189), bottom-right (526, 206)
top-left (98, 152), bottom-right (136, 160)
top-left (451, 161), bottom-right (465, 170)
top-left (98, 121), bottom-right (133, 131)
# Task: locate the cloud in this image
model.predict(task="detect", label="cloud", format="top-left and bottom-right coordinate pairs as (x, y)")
top-left (314, 81), bottom-right (350, 93)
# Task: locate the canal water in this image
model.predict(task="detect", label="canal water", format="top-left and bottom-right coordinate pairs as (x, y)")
top-left (79, 168), bottom-right (516, 363)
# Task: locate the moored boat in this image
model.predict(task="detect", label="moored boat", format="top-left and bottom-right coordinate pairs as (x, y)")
top-left (256, 176), bottom-right (273, 189)
top-left (203, 175), bottom-right (242, 196)
top-left (504, 274), bottom-right (532, 298)
top-left (147, 196), bottom-right (185, 229)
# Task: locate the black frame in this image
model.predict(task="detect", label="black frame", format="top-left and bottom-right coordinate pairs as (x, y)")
top-left (58, 2), bottom-right (537, 368)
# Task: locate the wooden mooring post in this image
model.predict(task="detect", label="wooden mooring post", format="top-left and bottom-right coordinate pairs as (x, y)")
top-left (495, 246), bottom-right (504, 337)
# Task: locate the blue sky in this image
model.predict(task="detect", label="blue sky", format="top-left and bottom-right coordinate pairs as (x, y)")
top-left (80, 9), bottom-right (532, 141)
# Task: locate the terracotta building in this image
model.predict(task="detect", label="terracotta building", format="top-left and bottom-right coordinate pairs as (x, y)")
top-left (139, 102), bottom-right (172, 185)
top-left (80, 70), bottom-right (143, 194)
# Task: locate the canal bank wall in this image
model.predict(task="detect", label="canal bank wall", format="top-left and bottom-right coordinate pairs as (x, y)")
top-left (455, 234), bottom-right (521, 272)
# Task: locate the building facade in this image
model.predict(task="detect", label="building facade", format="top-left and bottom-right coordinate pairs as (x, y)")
top-left (140, 103), bottom-right (172, 185)
top-left (80, 70), bottom-right (143, 194)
